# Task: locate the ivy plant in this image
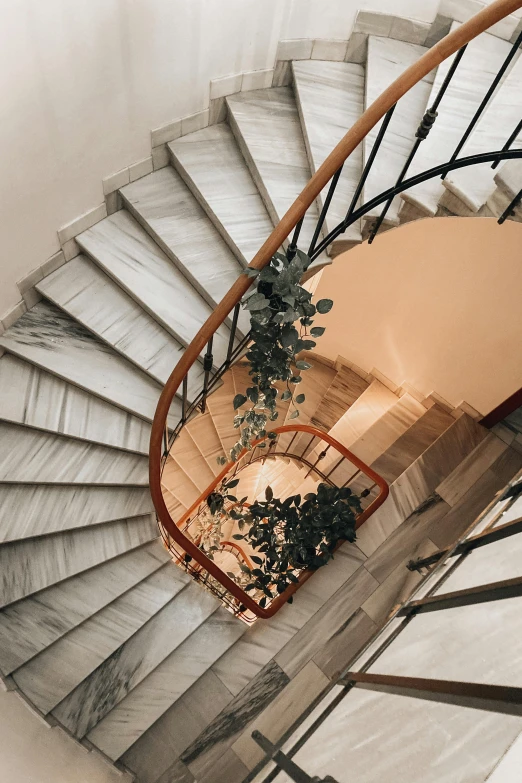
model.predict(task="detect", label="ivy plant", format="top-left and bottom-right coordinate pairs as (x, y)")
top-left (218, 249), bottom-right (333, 464)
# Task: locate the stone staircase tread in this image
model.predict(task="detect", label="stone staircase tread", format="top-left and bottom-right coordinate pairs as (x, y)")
top-left (12, 563), bottom-right (189, 714)
top-left (292, 60), bottom-right (364, 253)
top-left (494, 158), bottom-right (522, 198)
top-left (401, 26), bottom-right (512, 217)
top-left (0, 484), bottom-right (153, 543)
top-left (0, 421), bottom-right (149, 486)
top-left (37, 253), bottom-right (205, 395)
top-left (0, 539), bottom-right (172, 674)
top-left (119, 169), bottom-right (249, 335)
top-left (168, 428), bottom-right (217, 493)
top-left (76, 209), bottom-right (233, 367)
top-left (161, 456), bottom-right (202, 509)
top-left (309, 365), bottom-right (370, 434)
top-left (0, 301), bottom-right (182, 428)
top-left (185, 412), bottom-right (226, 476)
top-left (169, 123), bottom-right (275, 265)
top-left (0, 354), bottom-right (151, 455)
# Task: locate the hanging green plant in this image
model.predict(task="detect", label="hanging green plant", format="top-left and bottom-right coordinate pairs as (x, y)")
top-left (218, 249), bottom-right (333, 464)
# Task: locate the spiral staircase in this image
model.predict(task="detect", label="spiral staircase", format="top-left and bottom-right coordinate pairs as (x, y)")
top-left (1, 2), bottom-right (522, 782)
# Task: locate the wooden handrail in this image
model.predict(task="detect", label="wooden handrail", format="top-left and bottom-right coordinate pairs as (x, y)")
top-left (150, 0), bottom-right (522, 619)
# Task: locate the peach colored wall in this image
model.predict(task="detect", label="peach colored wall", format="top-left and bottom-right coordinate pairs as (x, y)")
top-left (313, 217), bottom-right (522, 416)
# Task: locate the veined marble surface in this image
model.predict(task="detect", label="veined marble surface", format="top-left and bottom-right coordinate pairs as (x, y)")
top-left (292, 60), bottom-right (364, 250)
top-left (87, 608), bottom-right (245, 760)
top-left (168, 427), bottom-right (216, 492)
top-left (0, 421), bottom-right (148, 485)
top-left (0, 301), bottom-right (181, 427)
top-left (0, 539), bottom-right (171, 674)
top-left (77, 210), bottom-right (232, 367)
top-left (52, 583), bottom-right (219, 737)
top-left (206, 369), bottom-right (241, 456)
top-left (364, 36), bottom-right (434, 223)
top-left (169, 124), bottom-right (275, 265)
top-left (276, 361), bottom-right (336, 454)
top-left (185, 411), bottom-right (225, 476)
top-left (0, 516), bottom-right (158, 608)
top-left (310, 365), bottom-right (369, 433)
top-left (0, 354), bottom-right (151, 455)
top-left (402, 27), bottom-right (512, 216)
top-left (120, 169), bottom-right (248, 332)
top-left (0, 484), bottom-right (152, 542)
top-left (38, 254), bottom-right (205, 395)
top-left (13, 564), bottom-right (188, 713)
top-left (226, 87), bottom-right (324, 253)
top-left (161, 455), bottom-right (202, 509)
top-left (444, 53), bottom-right (522, 211)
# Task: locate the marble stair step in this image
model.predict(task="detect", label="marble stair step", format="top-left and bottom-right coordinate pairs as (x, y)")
top-left (185, 411), bottom-right (226, 476)
top-left (400, 26), bottom-right (512, 218)
top-left (484, 183), bottom-right (522, 222)
top-left (37, 254), bottom-right (205, 397)
top-left (254, 460), bottom-right (306, 502)
top-left (169, 123), bottom-right (275, 265)
top-left (0, 539), bottom-right (171, 674)
top-left (206, 369), bottom-right (240, 458)
top-left (0, 421), bottom-right (148, 486)
top-left (0, 515), bottom-right (159, 609)
top-left (0, 301), bottom-right (182, 428)
top-left (0, 484), bottom-right (153, 543)
top-left (162, 484), bottom-right (189, 524)
top-left (443, 52), bottom-right (522, 213)
top-left (226, 87), bottom-right (330, 274)
top-left (12, 563), bottom-right (189, 715)
top-left (161, 455), bottom-right (203, 510)
top-left (292, 60), bottom-right (364, 256)
top-left (363, 36), bottom-right (435, 230)
top-left (0, 354), bottom-right (151, 455)
top-left (309, 364), bottom-right (370, 435)
top-left (85, 607), bottom-right (246, 761)
top-left (120, 169), bottom-right (249, 336)
top-left (76, 209), bottom-right (233, 367)
top-left (494, 158), bottom-right (522, 198)
top-left (168, 427), bottom-right (217, 493)
top-left (51, 582), bottom-right (219, 738)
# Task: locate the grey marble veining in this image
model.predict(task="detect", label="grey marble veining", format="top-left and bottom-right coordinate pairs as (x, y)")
top-left (169, 123), bottom-right (275, 264)
top-left (364, 36), bottom-right (434, 225)
top-left (0, 301), bottom-right (182, 427)
top-left (226, 87), bottom-right (325, 255)
top-left (292, 60), bottom-right (364, 253)
top-left (120, 169), bottom-right (248, 333)
top-left (402, 27), bottom-right (512, 216)
top-left (52, 583), bottom-right (219, 737)
top-left (0, 421), bottom-right (148, 485)
top-left (37, 254), bottom-right (205, 395)
top-left (76, 210), bottom-right (233, 367)
top-left (87, 608), bottom-right (246, 760)
top-left (443, 53), bottom-right (522, 211)
top-left (0, 484), bottom-right (152, 542)
top-left (0, 354), bottom-right (151, 454)
top-left (0, 539), bottom-right (171, 674)
top-left (0, 516), bottom-right (158, 608)
top-left (13, 563), bottom-right (188, 714)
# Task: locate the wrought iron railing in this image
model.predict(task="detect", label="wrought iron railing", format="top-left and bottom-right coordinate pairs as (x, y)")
top-left (151, 0), bottom-right (522, 618)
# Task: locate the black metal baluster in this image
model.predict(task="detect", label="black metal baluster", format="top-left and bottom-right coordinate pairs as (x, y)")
top-left (251, 731), bottom-right (339, 783)
top-left (304, 445), bottom-right (330, 479)
top-left (286, 217), bottom-right (304, 261)
top-left (226, 303), bottom-right (241, 366)
top-left (181, 375), bottom-right (188, 423)
top-left (444, 31), bottom-right (522, 177)
top-left (308, 165), bottom-right (344, 257)
top-left (492, 118), bottom-right (522, 168)
top-left (162, 422), bottom-right (169, 458)
top-left (369, 44), bottom-right (468, 243)
top-left (200, 336), bottom-right (214, 414)
top-left (498, 186), bottom-right (522, 223)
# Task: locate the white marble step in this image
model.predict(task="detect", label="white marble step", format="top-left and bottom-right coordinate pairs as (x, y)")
top-left (205, 367), bottom-right (239, 458)
top-left (120, 169), bottom-right (249, 335)
top-left (13, 563), bottom-right (188, 714)
top-left (185, 411), bottom-right (226, 476)
top-left (443, 52), bottom-right (522, 213)
top-left (0, 484), bottom-right (152, 543)
top-left (309, 365), bottom-right (370, 434)
top-left (0, 422), bottom-right (148, 486)
top-left (292, 60), bottom-right (364, 255)
top-left (363, 36), bottom-right (435, 228)
top-left (76, 209), bottom-right (233, 367)
top-left (400, 26), bottom-right (512, 218)
top-left (0, 539), bottom-right (171, 674)
top-left (37, 254), bottom-right (205, 396)
top-left (226, 87), bottom-right (330, 268)
top-left (0, 302), bottom-right (182, 428)
top-left (484, 182), bottom-right (522, 222)
top-left (169, 124), bottom-right (275, 265)
top-left (86, 607), bottom-right (246, 761)
top-left (161, 455), bottom-right (202, 510)
top-left (495, 158), bottom-right (522, 197)
top-left (168, 427), bottom-right (217, 493)
top-left (0, 354), bottom-right (151, 455)
top-left (0, 515), bottom-right (158, 609)
top-left (52, 582), bottom-right (219, 738)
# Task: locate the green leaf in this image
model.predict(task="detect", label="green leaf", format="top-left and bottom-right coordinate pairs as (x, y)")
top-left (290, 375), bottom-right (302, 384)
top-left (243, 267), bottom-right (260, 278)
top-left (316, 298), bottom-right (333, 314)
top-left (225, 478), bottom-right (240, 488)
top-left (310, 326), bottom-right (325, 337)
top-left (289, 410), bottom-right (299, 419)
top-left (265, 486), bottom-right (273, 501)
top-left (245, 293), bottom-right (271, 311)
top-left (232, 534), bottom-right (244, 540)
top-left (295, 360), bottom-right (312, 371)
top-left (281, 390), bottom-right (292, 401)
top-left (233, 394), bottom-right (247, 410)
top-left (295, 393), bottom-right (305, 404)
top-left (217, 456), bottom-right (227, 465)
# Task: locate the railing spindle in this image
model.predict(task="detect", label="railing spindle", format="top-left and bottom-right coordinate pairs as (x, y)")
top-left (200, 336), bottom-right (214, 414)
top-left (308, 165), bottom-right (344, 257)
top-left (226, 303), bottom-right (241, 365)
top-left (492, 117), bottom-right (522, 168)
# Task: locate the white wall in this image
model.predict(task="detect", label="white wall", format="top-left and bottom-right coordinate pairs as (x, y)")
top-left (0, 0), bottom-right (441, 318)
top-left (0, 686), bottom-right (128, 783)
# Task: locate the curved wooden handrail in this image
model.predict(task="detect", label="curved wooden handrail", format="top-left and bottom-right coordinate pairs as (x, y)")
top-left (151, 0), bottom-right (522, 618)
